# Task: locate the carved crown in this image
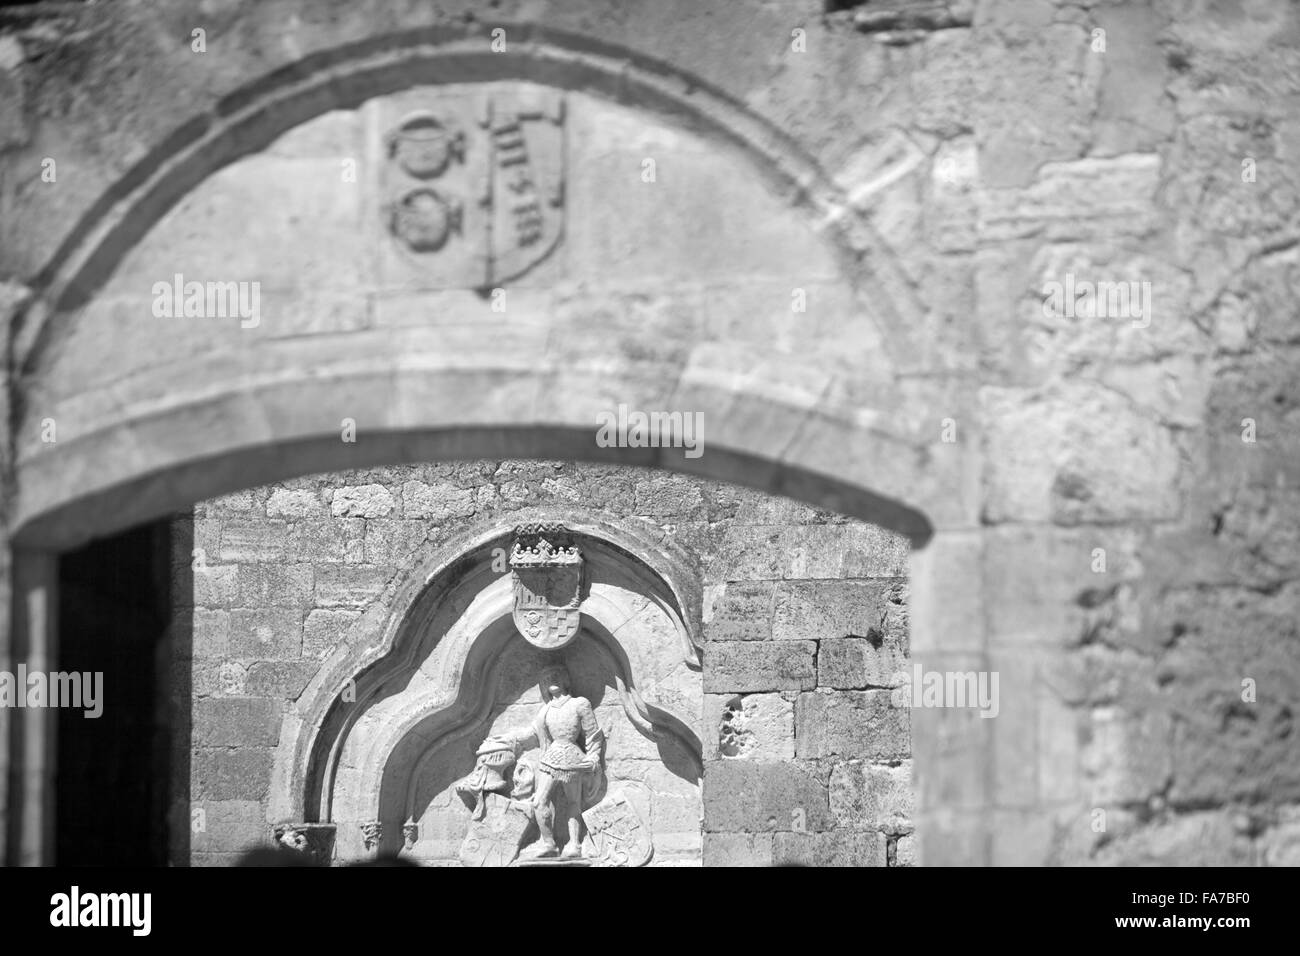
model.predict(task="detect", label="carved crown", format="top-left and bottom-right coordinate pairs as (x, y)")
top-left (509, 523), bottom-right (582, 567)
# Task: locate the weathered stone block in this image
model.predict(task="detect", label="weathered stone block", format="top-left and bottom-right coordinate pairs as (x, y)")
top-left (236, 564), bottom-right (313, 608)
top-left (1259, 813), bottom-right (1300, 867)
top-left (192, 564), bottom-right (239, 608)
top-left (703, 641), bottom-right (815, 693)
top-left (895, 833), bottom-right (917, 866)
top-left (703, 581), bottom-right (774, 641)
top-left (302, 608), bottom-right (361, 659)
top-left (363, 519), bottom-right (429, 564)
top-left (192, 748), bottom-right (275, 801)
top-left (818, 636), bottom-right (909, 689)
top-left (1093, 812), bottom-right (1253, 866)
top-left (314, 566), bottom-right (391, 609)
top-left (634, 476), bottom-right (705, 517)
top-left (981, 384), bottom-right (1182, 525)
top-left (266, 488), bottom-right (323, 518)
top-left (193, 698), bottom-right (281, 748)
top-left (716, 693), bottom-right (795, 760)
top-left (702, 831), bottom-right (773, 867)
top-left (191, 608), bottom-right (231, 659)
top-left (207, 490), bottom-right (257, 514)
top-left (288, 519), bottom-right (365, 563)
top-left (193, 518), bottom-right (222, 556)
top-left (830, 760), bottom-right (913, 834)
top-left (219, 519), bottom-right (289, 562)
top-left (1161, 583), bottom-right (1300, 807)
top-left (984, 525), bottom-right (1144, 652)
top-left (773, 829), bottom-right (885, 867)
top-left (713, 524), bottom-right (908, 580)
top-left (229, 608), bottom-right (303, 659)
top-left (702, 760), bottom-right (831, 833)
top-left (331, 484), bottom-right (395, 518)
top-left (402, 481), bottom-right (477, 520)
top-left (189, 799), bottom-right (267, 853)
top-left (795, 690), bottom-right (910, 760)
top-left (979, 154), bottom-right (1161, 241)
top-left (773, 579), bottom-right (906, 644)
top-left (245, 661), bottom-right (319, 700)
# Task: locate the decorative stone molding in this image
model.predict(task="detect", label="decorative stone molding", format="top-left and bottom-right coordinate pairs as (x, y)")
top-left (402, 819), bottom-right (419, 852)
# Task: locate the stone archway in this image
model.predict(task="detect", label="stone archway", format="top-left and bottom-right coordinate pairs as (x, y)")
top-left (8, 34), bottom-right (967, 550)
top-left (4, 30), bottom-right (982, 867)
top-left (5, 0), bottom-right (1295, 873)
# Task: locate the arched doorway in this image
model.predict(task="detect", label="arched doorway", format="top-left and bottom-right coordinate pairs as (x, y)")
top-left (5, 32), bottom-right (979, 866)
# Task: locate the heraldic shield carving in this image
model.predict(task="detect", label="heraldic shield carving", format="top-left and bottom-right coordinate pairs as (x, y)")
top-left (510, 523), bottom-right (583, 650)
top-left (380, 85), bottom-right (565, 289)
top-left (582, 790), bottom-right (654, 867)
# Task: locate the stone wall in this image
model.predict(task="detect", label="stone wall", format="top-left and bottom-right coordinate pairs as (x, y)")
top-left (701, 532), bottom-right (912, 865)
top-left (173, 460), bottom-right (912, 866)
top-left (3, 0), bottom-right (1298, 868)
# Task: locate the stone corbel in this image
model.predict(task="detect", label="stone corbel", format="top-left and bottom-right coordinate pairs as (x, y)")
top-left (360, 821), bottom-right (384, 854)
top-left (271, 822), bottom-right (336, 866)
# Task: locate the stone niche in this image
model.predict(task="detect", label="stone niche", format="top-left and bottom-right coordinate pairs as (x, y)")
top-left (315, 524), bottom-right (703, 866)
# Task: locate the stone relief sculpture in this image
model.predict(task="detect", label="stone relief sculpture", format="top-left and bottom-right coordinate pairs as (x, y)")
top-left (381, 88), bottom-right (565, 287)
top-left (453, 663), bottom-right (652, 867)
top-left (510, 523), bottom-right (584, 650)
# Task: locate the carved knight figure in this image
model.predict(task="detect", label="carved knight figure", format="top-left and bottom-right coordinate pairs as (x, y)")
top-left (529, 665), bottom-right (605, 858)
top-left (485, 664), bottom-right (605, 860)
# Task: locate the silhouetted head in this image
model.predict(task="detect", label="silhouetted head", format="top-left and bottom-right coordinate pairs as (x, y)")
top-left (539, 664), bottom-right (572, 702)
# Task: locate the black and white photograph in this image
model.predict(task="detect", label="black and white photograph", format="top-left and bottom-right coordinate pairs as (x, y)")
top-left (0, 0), bottom-right (1293, 937)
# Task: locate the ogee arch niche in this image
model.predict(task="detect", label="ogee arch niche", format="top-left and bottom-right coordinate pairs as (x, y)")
top-left (315, 519), bottom-right (704, 865)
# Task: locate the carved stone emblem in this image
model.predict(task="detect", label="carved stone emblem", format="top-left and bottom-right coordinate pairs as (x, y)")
top-left (387, 111), bottom-right (465, 179)
top-left (458, 795), bottom-right (533, 867)
top-left (389, 187), bottom-right (462, 252)
top-left (510, 523), bottom-right (583, 650)
top-left (380, 87), bottom-right (565, 288)
top-left (583, 790), bottom-right (654, 868)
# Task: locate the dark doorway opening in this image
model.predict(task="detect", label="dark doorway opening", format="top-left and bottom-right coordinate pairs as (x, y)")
top-left (55, 518), bottom-right (182, 865)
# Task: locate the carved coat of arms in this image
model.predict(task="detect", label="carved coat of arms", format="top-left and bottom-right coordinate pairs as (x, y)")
top-left (582, 790), bottom-right (654, 868)
top-left (510, 523), bottom-right (583, 650)
top-left (380, 87), bottom-right (565, 289)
